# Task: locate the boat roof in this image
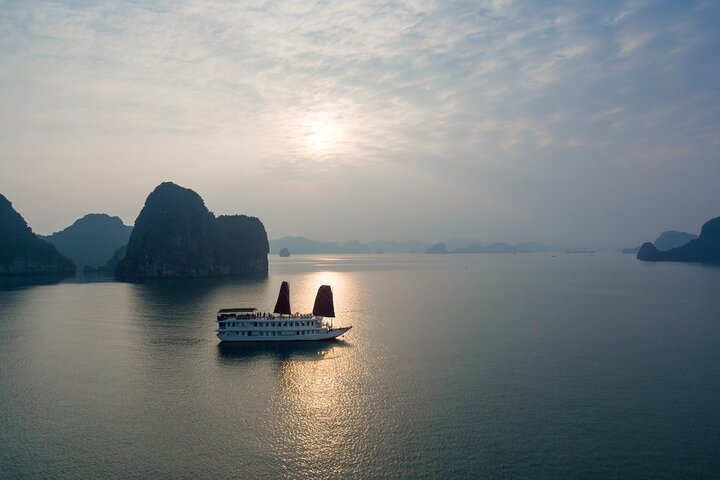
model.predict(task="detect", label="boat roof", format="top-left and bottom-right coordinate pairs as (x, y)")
top-left (218, 307), bottom-right (257, 313)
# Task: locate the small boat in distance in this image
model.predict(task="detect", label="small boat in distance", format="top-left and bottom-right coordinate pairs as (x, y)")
top-left (215, 282), bottom-right (352, 342)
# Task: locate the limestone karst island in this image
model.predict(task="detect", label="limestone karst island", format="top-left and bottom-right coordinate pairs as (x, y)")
top-left (0, 183), bottom-right (269, 279)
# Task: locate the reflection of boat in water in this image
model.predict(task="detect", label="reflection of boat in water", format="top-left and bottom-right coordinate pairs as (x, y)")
top-left (217, 340), bottom-right (347, 362)
top-left (216, 282), bottom-right (352, 342)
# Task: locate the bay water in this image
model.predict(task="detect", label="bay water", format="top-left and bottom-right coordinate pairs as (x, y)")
top-left (1, 254), bottom-right (719, 479)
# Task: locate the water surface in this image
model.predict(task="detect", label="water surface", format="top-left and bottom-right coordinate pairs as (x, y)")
top-left (1, 254), bottom-right (719, 479)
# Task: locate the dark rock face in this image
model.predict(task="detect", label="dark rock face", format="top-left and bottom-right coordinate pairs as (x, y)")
top-left (115, 182), bottom-right (269, 278)
top-left (43, 213), bottom-right (132, 270)
top-left (653, 230), bottom-right (697, 251)
top-left (636, 242), bottom-right (661, 261)
top-left (86, 244), bottom-right (127, 273)
top-left (0, 193), bottom-right (76, 275)
top-left (214, 215), bottom-right (269, 274)
top-left (637, 216), bottom-right (720, 263)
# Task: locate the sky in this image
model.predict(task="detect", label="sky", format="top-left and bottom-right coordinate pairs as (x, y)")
top-left (1, 0), bottom-right (719, 246)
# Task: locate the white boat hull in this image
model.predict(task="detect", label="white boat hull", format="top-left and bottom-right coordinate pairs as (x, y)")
top-left (217, 326), bottom-right (351, 342)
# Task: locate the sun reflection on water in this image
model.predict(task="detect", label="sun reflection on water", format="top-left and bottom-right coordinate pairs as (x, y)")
top-left (263, 341), bottom-right (371, 478)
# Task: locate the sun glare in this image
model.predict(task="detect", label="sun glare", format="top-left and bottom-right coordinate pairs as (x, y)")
top-left (306, 121), bottom-right (341, 151)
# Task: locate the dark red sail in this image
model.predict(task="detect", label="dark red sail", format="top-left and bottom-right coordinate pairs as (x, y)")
top-left (312, 285), bottom-right (335, 317)
top-left (273, 281), bottom-right (291, 315)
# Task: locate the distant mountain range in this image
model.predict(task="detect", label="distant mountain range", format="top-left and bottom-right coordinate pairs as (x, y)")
top-left (269, 236), bottom-right (429, 254)
top-left (425, 242), bottom-right (551, 254)
top-left (42, 214), bottom-right (132, 271)
top-left (8, 183), bottom-right (716, 277)
top-left (271, 236), bottom-right (572, 255)
top-left (637, 217), bottom-right (720, 263)
top-left (653, 230), bottom-right (698, 251)
top-left (622, 230), bottom-right (697, 255)
top-left (0, 193), bottom-right (75, 275)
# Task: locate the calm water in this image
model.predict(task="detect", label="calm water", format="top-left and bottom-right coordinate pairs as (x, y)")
top-left (1, 254), bottom-right (719, 479)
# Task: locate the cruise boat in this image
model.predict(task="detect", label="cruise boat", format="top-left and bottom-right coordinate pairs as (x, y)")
top-left (215, 282), bottom-right (352, 342)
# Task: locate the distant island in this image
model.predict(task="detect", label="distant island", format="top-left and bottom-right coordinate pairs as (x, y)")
top-left (279, 247), bottom-right (290, 257)
top-left (270, 236), bottom-right (372, 254)
top-left (652, 230), bottom-right (698, 251)
top-left (622, 230), bottom-right (697, 255)
top-left (637, 216), bottom-right (720, 263)
top-left (115, 182), bottom-right (269, 278)
top-left (426, 243), bottom-right (448, 254)
top-left (270, 236), bottom-right (600, 255)
top-left (42, 213), bottom-right (132, 271)
top-left (0, 193), bottom-right (75, 275)
top-left (269, 236), bottom-right (429, 254)
top-left (425, 241), bottom-right (551, 254)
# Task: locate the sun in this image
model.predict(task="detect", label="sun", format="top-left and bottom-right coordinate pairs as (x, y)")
top-left (306, 121), bottom-right (341, 151)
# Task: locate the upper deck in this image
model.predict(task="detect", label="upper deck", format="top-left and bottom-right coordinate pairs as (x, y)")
top-left (216, 308), bottom-right (319, 322)
top-left (217, 308), bottom-right (258, 320)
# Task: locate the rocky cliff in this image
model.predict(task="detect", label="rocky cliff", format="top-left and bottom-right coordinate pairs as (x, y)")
top-left (115, 182), bottom-right (268, 278)
top-left (637, 216), bottom-right (720, 263)
top-left (0, 193), bottom-right (76, 275)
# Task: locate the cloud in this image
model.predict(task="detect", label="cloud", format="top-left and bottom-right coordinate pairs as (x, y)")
top-left (1, 0), bottom-right (719, 244)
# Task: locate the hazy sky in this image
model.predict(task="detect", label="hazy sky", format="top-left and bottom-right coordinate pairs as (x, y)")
top-left (1, 0), bottom-right (719, 246)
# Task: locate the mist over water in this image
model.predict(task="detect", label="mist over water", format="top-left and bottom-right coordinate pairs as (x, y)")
top-left (1, 254), bottom-right (720, 479)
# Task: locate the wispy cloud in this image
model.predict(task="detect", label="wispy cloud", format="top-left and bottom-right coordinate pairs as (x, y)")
top-left (1, 0), bottom-right (719, 244)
